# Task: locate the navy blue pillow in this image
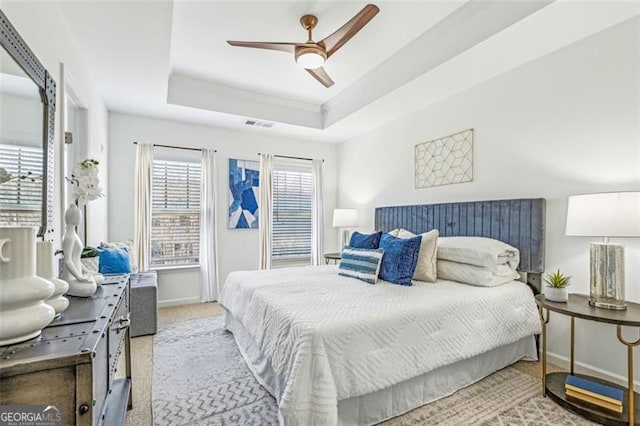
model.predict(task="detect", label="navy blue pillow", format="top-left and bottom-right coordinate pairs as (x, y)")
top-left (98, 247), bottom-right (132, 274)
top-left (349, 231), bottom-right (382, 249)
top-left (378, 233), bottom-right (422, 285)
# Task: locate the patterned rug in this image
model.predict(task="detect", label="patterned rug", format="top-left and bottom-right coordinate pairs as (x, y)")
top-left (152, 316), bottom-right (597, 426)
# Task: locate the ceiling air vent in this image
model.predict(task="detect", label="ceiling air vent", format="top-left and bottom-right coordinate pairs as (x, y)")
top-left (243, 119), bottom-right (274, 128)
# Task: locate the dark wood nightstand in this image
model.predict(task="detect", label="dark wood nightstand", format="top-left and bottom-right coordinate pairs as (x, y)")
top-left (324, 252), bottom-right (341, 264)
top-left (535, 293), bottom-right (640, 425)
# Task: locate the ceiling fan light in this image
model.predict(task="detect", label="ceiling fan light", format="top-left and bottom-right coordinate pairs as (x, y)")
top-left (295, 47), bottom-right (326, 69)
top-left (296, 51), bottom-right (325, 69)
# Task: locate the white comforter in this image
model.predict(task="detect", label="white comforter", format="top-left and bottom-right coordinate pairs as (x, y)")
top-left (220, 266), bottom-right (541, 425)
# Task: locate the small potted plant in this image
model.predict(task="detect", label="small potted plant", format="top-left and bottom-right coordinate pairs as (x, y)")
top-left (544, 269), bottom-right (571, 302)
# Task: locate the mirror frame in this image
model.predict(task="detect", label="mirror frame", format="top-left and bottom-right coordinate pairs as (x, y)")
top-left (0, 9), bottom-right (56, 239)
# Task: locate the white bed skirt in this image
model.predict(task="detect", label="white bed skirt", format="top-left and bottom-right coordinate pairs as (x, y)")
top-left (225, 310), bottom-right (538, 426)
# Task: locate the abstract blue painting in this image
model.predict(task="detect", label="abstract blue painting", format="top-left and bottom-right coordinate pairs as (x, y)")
top-left (228, 159), bottom-right (260, 229)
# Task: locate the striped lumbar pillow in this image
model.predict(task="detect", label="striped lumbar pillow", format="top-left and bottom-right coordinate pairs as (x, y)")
top-left (338, 246), bottom-right (384, 284)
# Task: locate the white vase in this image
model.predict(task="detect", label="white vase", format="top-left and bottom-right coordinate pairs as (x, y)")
top-left (36, 241), bottom-right (69, 318)
top-left (0, 226), bottom-right (55, 346)
top-left (545, 286), bottom-right (568, 302)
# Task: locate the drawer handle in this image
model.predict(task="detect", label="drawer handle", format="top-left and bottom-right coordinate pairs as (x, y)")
top-left (117, 312), bottom-right (131, 331)
top-left (117, 319), bottom-right (130, 331)
top-left (112, 313), bottom-right (130, 331)
top-left (79, 404), bottom-right (90, 415)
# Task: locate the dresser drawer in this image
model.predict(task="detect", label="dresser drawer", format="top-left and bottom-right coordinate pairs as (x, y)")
top-left (1, 275), bottom-right (132, 426)
top-left (93, 330), bottom-right (109, 424)
top-left (108, 291), bottom-right (129, 386)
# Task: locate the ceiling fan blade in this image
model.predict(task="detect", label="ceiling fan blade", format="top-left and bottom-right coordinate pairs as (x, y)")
top-left (306, 67), bottom-right (335, 88)
top-left (320, 4), bottom-right (379, 58)
top-left (227, 41), bottom-right (303, 54)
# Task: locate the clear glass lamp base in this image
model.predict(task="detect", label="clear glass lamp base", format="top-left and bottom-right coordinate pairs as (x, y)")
top-left (589, 242), bottom-right (627, 311)
top-left (588, 298), bottom-right (627, 310)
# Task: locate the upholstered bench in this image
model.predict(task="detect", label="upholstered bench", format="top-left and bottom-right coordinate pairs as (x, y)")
top-left (129, 271), bottom-right (158, 337)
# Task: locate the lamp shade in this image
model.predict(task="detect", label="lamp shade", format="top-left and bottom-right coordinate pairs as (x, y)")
top-left (566, 191), bottom-right (640, 237)
top-left (333, 209), bottom-right (358, 227)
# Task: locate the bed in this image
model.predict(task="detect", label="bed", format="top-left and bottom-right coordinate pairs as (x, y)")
top-left (220, 198), bottom-right (546, 425)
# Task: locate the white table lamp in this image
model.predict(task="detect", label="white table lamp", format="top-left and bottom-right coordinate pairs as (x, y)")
top-left (333, 208), bottom-right (358, 249)
top-left (565, 191), bottom-right (640, 310)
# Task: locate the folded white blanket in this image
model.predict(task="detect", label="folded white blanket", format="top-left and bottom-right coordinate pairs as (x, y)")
top-left (437, 236), bottom-right (520, 274)
top-left (437, 260), bottom-right (520, 287)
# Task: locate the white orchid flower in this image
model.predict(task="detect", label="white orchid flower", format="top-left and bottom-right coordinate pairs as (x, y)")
top-left (68, 159), bottom-right (103, 203)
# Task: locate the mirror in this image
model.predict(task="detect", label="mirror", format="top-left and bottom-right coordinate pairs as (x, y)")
top-left (0, 10), bottom-right (56, 238)
top-left (0, 47), bottom-right (44, 229)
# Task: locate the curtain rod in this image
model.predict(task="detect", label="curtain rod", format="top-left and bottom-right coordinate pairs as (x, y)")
top-left (257, 153), bottom-right (324, 162)
top-left (133, 141), bottom-right (216, 153)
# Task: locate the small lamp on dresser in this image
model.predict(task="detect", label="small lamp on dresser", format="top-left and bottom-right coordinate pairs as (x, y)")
top-left (565, 191), bottom-right (640, 310)
top-left (333, 208), bottom-right (358, 249)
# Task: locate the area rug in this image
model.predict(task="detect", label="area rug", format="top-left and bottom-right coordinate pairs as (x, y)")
top-left (152, 315), bottom-right (597, 426)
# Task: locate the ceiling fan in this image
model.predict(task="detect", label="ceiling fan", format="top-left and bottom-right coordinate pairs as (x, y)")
top-left (227, 4), bottom-right (379, 88)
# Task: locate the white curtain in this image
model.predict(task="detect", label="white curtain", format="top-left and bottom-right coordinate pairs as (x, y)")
top-left (133, 142), bottom-right (153, 272)
top-left (258, 153), bottom-right (274, 270)
top-left (311, 159), bottom-right (324, 265)
top-left (199, 149), bottom-right (219, 302)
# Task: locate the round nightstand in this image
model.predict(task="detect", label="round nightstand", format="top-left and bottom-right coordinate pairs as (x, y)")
top-left (324, 252), bottom-right (341, 264)
top-left (535, 293), bottom-right (640, 425)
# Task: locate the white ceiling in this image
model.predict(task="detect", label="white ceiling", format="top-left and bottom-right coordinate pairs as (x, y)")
top-left (170, 1), bottom-right (463, 104)
top-left (56, 0), bottom-right (640, 143)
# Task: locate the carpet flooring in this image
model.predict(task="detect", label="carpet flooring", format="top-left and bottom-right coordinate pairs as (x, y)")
top-left (121, 303), bottom-right (225, 426)
top-left (152, 315), bottom-right (276, 425)
top-left (146, 311), bottom-right (596, 426)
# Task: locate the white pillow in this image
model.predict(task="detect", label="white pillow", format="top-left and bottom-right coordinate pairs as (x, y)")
top-left (396, 228), bottom-right (439, 282)
top-left (80, 257), bottom-right (99, 274)
top-left (388, 228), bottom-right (400, 237)
top-left (437, 260), bottom-right (519, 287)
top-left (100, 239), bottom-right (138, 274)
top-left (437, 236), bottom-right (519, 274)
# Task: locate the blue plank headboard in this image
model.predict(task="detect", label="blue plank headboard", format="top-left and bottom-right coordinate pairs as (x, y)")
top-left (375, 198), bottom-right (546, 291)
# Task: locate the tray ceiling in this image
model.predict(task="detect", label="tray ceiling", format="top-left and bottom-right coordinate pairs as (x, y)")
top-left (55, 0), bottom-right (640, 143)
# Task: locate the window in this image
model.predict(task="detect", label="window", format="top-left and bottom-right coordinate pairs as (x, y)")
top-left (151, 159), bottom-right (201, 267)
top-left (0, 143), bottom-right (42, 226)
top-left (272, 159), bottom-right (312, 266)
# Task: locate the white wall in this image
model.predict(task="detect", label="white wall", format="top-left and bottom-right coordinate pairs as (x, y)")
top-left (337, 18), bottom-right (640, 387)
top-left (108, 113), bottom-right (338, 306)
top-left (1, 1), bottom-right (109, 247)
top-left (0, 93), bottom-right (41, 147)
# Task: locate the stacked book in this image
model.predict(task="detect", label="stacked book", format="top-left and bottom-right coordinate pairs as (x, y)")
top-left (565, 375), bottom-right (623, 413)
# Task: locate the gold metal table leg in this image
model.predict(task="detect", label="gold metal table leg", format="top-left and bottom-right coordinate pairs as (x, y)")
top-left (616, 325), bottom-right (640, 426)
top-left (538, 306), bottom-right (550, 397)
top-left (570, 317), bottom-right (575, 375)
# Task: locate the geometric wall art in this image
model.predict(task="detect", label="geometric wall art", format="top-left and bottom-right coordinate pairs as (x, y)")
top-left (415, 128), bottom-right (473, 188)
top-left (228, 158), bottom-right (260, 229)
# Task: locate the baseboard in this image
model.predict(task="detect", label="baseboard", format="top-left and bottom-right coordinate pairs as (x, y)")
top-left (547, 351), bottom-right (639, 392)
top-left (158, 297), bottom-right (200, 308)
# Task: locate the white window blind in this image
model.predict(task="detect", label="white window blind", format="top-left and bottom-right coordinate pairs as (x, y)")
top-left (272, 159), bottom-right (312, 265)
top-left (151, 159), bottom-right (201, 267)
top-left (0, 143), bottom-right (42, 226)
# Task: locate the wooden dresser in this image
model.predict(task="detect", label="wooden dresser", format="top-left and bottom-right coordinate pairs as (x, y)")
top-left (0, 275), bottom-right (132, 425)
